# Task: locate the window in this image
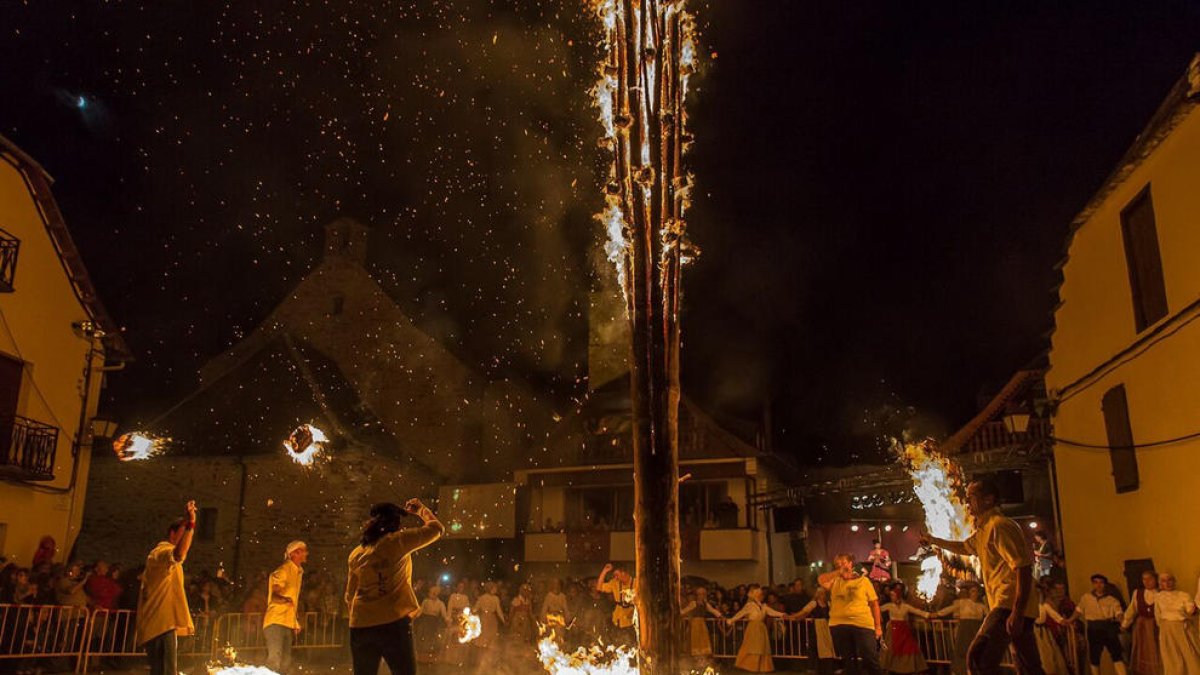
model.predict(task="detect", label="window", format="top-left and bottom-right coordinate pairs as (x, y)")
top-left (1120, 187), bottom-right (1169, 332)
top-left (197, 507), bottom-right (218, 542)
top-left (1102, 384), bottom-right (1139, 493)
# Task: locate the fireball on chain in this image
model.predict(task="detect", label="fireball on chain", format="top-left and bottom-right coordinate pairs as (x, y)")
top-left (896, 439), bottom-right (974, 599)
top-left (112, 432), bottom-right (168, 462)
top-left (457, 607), bottom-right (482, 644)
top-left (283, 424), bottom-right (328, 466)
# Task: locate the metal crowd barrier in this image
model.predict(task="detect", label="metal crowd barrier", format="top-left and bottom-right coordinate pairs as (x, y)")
top-left (0, 604), bottom-right (90, 663)
top-left (0, 605), bottom-right (347, 674)
top-left (702, 616), bottom-right (1092, 672)
top-left (210, 611), bottom-right (347, 656)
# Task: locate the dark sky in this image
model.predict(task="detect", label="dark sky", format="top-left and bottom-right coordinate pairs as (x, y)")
top-left (2, 1), bottom-right (1197, 465)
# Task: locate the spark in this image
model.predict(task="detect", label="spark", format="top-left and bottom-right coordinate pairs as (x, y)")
top-left (112, 432), bottom-right (169, 461)
top-left (283, 424), bottom-right (328, 467)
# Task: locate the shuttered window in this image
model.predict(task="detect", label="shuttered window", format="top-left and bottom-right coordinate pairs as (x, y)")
top-left (1120, 187), bottom-right (1169, 332)
top-left (1101, 384), bottom-right (1139, 494)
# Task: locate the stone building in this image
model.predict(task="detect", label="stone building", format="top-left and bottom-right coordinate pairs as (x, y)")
top-left (78, 218), bottom-right (573, 581)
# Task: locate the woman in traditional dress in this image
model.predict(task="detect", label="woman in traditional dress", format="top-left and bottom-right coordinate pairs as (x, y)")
top-left (1123, 570), bottom-right (1163, 675)
top-left (727, 584), bottom-right (803, 672)
top-left (413, 585), bottom-right (448, 663)
top-left (868, 540), bottom-right (893, 583)
top-left (933, 584), bottom-right (988, 675)
top-left (1152, 573), bottom-right (1200, 675)
top-left (795, 587), bottom-right (838, 675)
top-left (682, 586), bottom-right (724, 657)
top-left (472, 581), bottom-right (506, 653)
top-left (1035, 589), bottom-right (1071, 675)
top-left (878, 583), bottom-right (930, 674)
top-left (508, 583), bottom-right (535, 644)
top-left (540, 578), bottom-right (570, 624)
top-left (443, 581), bottom-right (471, 667)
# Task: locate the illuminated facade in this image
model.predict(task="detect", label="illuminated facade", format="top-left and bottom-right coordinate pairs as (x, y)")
top-left (0, 135), bottom-right (126, 565)
top-left (1047, 54), bottom-right (1200, 597)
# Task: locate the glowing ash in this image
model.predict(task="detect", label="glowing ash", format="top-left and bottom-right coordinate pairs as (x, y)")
top-left (283, 424), bottom-right (328, 466)
top-left (112, 432), bottom-right (168, 462)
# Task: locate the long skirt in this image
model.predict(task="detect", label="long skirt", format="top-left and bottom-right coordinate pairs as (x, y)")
top-left (413, 615), bottom-right (443, 662)
top-left (687, 617), bottom-right (714, 656)
top-left (1159, 621), bottom-right (1200, 675)
top-left (952, 619), bottom-right (982, 675)
top-left (881, 620), bottom-right (927, 673)
top-left (814, 618), bottom-right (836, 659)
top-left (1131, 616), bottom-right (1164, 675)
top-left (735, 620), bottom-right (775, 673)
top-left (1035, 624), bottom-right (1070, 675)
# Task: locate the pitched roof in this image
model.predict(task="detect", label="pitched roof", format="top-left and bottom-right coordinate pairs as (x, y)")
top-left (0, 133), bottom-right (132, 360)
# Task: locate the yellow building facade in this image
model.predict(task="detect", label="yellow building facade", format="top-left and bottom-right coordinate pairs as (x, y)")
top-left (0, 135), bottom-right (125, 566)
top-left (1048, 55), bottom-right (1200, 598)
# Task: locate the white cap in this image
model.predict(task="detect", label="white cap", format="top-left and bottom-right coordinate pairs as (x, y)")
top-left (285, 540), bottom-right (308, 559)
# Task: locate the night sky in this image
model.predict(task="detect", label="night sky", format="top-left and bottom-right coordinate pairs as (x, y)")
top-left (2, 1), bottom-right (1197, 465)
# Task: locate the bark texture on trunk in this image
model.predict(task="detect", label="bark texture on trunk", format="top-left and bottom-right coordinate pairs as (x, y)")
top-left (595, 1), bottom-right (697, 671)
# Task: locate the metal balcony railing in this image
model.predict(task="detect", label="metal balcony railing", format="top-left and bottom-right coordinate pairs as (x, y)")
top-left (0, 414), bottom-right (59, 480)
top-left (0, 228), bottom-right (18, 293)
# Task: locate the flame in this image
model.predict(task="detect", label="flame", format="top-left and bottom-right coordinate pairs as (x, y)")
top-left (283, 424), bottom-right (328, 466)
top-left (897, 439), bottom-right (973, 598)
top-left (457, 607), bottom-right (482, 644)
top-left (112, 432), bottom-right (168, 461)
top-left (208, 667), bottom-right (279, 675)
top-left (537, 628), bottom-right (639, 675)
top-left (589, 0), bottom-right (699, 302)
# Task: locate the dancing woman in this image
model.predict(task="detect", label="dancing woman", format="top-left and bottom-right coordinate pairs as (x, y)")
top-left (1122, 571), bottom-right (1162, 675)
top-left (344, 499), bottom-right (444, 675)
top-left (933, 584), bottom-right (988, 675)
top-left (681, 586), bottom-right (723, 657)
top-left (878, 583), bottom-right (931, 674)
top-left (727, 584), bottom-right (803, 673)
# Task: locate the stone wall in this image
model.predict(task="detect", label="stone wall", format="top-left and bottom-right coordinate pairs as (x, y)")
top-left (77, 445), bottom-right (445, 590)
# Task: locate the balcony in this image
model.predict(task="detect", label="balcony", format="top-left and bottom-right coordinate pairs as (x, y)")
top-left (523, 527), bottom-right (761, 563)
top-left (0, 415), bottom-right (59, 481)
top-left (0, 229), bottom-right (18, 292)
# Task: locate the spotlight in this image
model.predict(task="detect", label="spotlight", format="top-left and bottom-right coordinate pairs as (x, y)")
top-left (850, 524), bottom-right (859, 532)
top-left (901, 525), bottom-right (909, 532)
top-left (1028, 521), bottom-right (1039, 529)
top-left (441, 573), bottom-right (451, 583)
top-left (884, 525), bottom-right (893, 532)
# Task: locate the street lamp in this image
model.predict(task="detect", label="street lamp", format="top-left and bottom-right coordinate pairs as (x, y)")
top-left (1003, 411), bottom-right (1031, 434)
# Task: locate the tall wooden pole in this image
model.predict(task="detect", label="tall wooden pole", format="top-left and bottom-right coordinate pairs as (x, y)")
top-left (593, 1), bottom-right (697, 671)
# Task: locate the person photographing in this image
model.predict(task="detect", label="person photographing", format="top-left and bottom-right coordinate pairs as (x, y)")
top-left (345, 498), bottom-right (444, 675)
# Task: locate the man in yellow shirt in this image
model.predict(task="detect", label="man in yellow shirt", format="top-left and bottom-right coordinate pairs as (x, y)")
top-left (264, 540), bottom-right (308, 674)
top-left (135, 500), bottom-right (197, 675)
top-left (926, 479), bottom-right (1044, 675)
top-left (345, 499), bottom-right (444, 675)
top-left (819, 553), bottom-right (883, 675)
top-left (595, 563), bottom-right (636, 646)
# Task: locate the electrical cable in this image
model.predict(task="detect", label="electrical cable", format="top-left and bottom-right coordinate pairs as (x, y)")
top-left (1050, 431), bottom-right (1200, 451)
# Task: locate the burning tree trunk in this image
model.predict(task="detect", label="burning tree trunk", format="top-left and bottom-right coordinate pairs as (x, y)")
top-left (592, 1), bottom-right (698, 672)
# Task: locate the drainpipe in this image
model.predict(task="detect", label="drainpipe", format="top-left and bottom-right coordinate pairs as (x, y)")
top-left (231, 454), bottom-right (249, 579)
